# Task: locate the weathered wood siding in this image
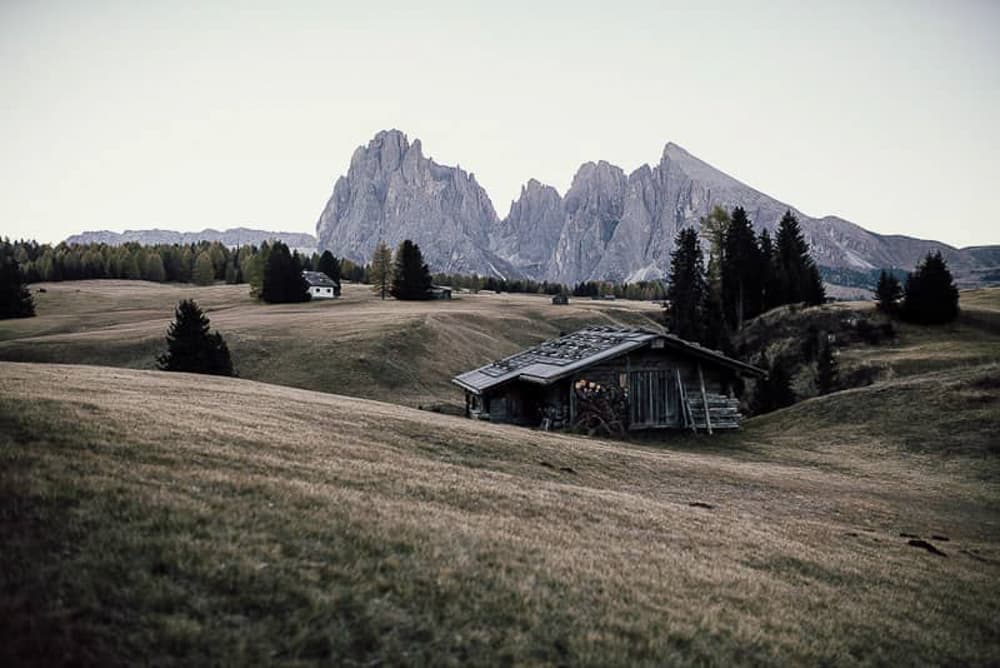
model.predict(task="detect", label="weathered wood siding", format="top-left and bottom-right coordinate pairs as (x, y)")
top-left (467, 342), bottom-right (744, 432)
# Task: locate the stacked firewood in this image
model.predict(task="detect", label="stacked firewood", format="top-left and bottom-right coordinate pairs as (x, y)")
top-left (572, 379), bottom-right (627, 437)
top-left (539, 404), bottom-right (569, 431)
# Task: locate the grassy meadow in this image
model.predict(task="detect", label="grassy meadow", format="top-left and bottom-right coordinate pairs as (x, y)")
top-left (0, 281), bottom-right (661, 406)
top-left (1, 282), bottom-right (999, 665)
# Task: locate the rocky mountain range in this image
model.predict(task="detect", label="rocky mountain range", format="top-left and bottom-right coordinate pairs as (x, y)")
top-left (316, 130), bottom-right (999, 288)
top-left (65, 228), bottom-right (317, 253)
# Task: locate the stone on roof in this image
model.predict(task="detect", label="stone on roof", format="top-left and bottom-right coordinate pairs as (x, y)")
top-left (452, 325), bottom-right (764, 394)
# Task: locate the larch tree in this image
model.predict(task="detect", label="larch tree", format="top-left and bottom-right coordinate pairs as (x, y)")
top-left (192, 251), bottom-right (216, 286)
top-left (145, 253), bottom-right (167, 283)
top-left (370, 240), bottom-right (394, 300)
top-left (699, 205), bottom-right (730, 298)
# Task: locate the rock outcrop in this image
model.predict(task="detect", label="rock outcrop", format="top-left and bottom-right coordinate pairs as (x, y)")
top-left (315, 129), bottom-right (513, 277)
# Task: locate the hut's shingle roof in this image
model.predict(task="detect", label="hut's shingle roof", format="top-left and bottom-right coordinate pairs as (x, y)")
top-left (452, 325), bottom-right (764, 394)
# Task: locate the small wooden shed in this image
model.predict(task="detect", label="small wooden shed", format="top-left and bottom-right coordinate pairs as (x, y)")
top-left (452, 326), bottom-right (765, 434)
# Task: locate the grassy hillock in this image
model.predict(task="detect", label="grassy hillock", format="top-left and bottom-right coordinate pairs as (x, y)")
top-left (1, 357), bottom-right (998, 665)
top-left (0, 281), bottom-right (662, 407)
top-left (735, 287), bottom-right (1000, 403)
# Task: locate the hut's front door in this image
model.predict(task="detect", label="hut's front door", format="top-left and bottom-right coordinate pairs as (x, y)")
top-left (628, 369), bottom-right (678, 429)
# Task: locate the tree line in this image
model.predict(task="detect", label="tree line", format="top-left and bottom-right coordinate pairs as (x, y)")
top-left (666, 207), bottom-right (826, 351)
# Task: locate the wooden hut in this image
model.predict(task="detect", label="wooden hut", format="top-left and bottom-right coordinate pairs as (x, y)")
top-left (452, 326), bottom-right (765, 435)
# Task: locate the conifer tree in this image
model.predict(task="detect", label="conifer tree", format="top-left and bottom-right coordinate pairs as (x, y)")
top-left (122, 252), bottom-right (142, 280)
top-left (699, 205), bottom-right (730, 297)
top-left (391, 239), bottom-right (434, 300)
top-left (901, 252), bottom-right (959, 324)
top-left (816, 336), bottom-right (838, 395)
top-left (774, 211), bottom-right (825, 306)
top-left (260, 241), bottom-right (309, 303)
top-left (758, 228), bottom-right (780, 312)
top-left (245, 243), bottom-right (269, 297)
top-left (721, 207), bottom-right (763, 330)
top-left (317, 250), bottom-right (342, 284)
top-left (370, 240), bottom-right (394, 300)
top-left (192, 251), bottom-right (215, 286)
top-left (0, 239), bottom-right (35, 319)
top-left (157, 299), bottom-right (234, 376)
top-left (665, 228), bottom-right (707, 343)
top-left (875, 270), bottom-right (903, 315)
top-left (752, 356), bottom-right (795, 414)
top-left (144, 253), bottom-right (167, 282)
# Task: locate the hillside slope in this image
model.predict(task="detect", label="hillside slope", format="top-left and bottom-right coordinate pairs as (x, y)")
top-left (0, 281), bottom-right (662, 407)
top-left (1, 361), bottom-right (998, 665)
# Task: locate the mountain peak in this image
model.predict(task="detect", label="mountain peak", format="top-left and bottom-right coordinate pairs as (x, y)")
top-left (662, 141), bottom-right (692, 159)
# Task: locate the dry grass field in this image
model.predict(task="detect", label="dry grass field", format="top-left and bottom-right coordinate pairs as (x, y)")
top-left (0, 281), bottom-right (662, 406)
top-left (1, 284), bottom-right (998, 665)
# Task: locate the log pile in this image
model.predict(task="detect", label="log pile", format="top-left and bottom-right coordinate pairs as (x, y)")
top-left (685, 392), bottom-right (743, 430)
top-left (539, 404), bottom-right (569, 431)
top-left (572, 379), bottom-right (627, 437)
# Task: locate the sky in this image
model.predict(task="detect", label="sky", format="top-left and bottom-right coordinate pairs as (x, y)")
top-left (1, 0), bottom-right (998, 247)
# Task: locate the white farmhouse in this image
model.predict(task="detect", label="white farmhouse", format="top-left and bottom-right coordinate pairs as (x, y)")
top-left (302, 271), bottom-right (340, 299)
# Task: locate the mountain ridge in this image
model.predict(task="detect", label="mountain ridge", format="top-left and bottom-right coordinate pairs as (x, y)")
top-left (65, 227), bottom-right (317, 251)
top-left (315, 130), bottom-right (999, 287)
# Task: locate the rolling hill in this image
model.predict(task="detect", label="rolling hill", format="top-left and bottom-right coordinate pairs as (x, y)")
top-left (1, 282), bottom-right (999, 664)
top-left (1, 351), bottom-right (998, 664)
top-left (0, 281), bottom-right (662, 407)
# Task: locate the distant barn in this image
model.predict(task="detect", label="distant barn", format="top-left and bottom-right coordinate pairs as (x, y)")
top-left (452, 326), bottom-right (765, 435)
top-left (302, 271), bottom-right (340, 299)
top-left (429, 285), bottom-right (452, 300)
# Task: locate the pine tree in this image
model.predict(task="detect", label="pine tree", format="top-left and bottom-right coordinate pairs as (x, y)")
top-left (752, 357), bottom-right (795, 414)
top-left (721, 207), bottom-right (763, 330)
top-left (901, 252), bottom-right (959, 324)
top-left (391, 239), bottom-right (434, 300)
top-left (0, 239), bottom-right (35, 319)
top-left (157, 299), bottom-right (234, 376)
top-left (875, 270), bottom-right (903, 315)
top-left (370, 240), bottom-right (394, 300)
top-left (260, 241), bottom-right (309, 303)
top-left (758, 228), bottom-right (781, 312)
top-left (774, 211), bottom-right (825, 306)
top-left (816, 335), bottom-right (838, 395)
top-left (316, 251), bottom-right (342, 285)
top-left (665, 228), bottom-right (707, 343)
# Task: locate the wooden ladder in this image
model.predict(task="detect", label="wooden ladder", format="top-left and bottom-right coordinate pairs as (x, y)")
top-left (676, 369), bottom-right (696, 433)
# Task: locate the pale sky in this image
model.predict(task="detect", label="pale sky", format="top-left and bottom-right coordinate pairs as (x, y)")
top-left (2, 0), bottom-right (998, 247)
